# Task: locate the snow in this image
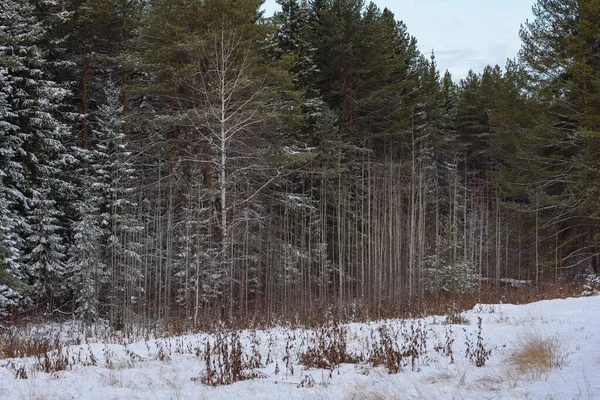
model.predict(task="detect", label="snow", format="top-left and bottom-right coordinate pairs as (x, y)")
top-left (1, 295), bottom-right (599, 399)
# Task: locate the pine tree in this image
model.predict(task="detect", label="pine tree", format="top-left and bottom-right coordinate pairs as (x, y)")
top-left (519, 0), bottom-right (600, 274)
top-left (272, 0), bottom-right (323, 146)
top-left (123, 0), bottom-right (281, 322)
top-left (455, 70), bottom-right (491, 180)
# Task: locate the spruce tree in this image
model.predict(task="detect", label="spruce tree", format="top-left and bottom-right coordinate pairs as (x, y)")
top-left (0, 62), bottom-right (26, 310)
top-left (1, 0), bottom-right (72, 313)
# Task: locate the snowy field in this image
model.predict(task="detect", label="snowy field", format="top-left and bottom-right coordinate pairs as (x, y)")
top-left (1, 296), bottom-right (599, 399)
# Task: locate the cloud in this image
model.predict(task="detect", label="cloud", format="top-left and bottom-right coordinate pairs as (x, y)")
top-left (423, 47), bottom-right (488, 79)
top-left (261, 0), bottom-right (534, 81)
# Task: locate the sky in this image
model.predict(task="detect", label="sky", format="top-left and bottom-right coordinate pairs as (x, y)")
top-left (261, 0), bottom-right (535, 81)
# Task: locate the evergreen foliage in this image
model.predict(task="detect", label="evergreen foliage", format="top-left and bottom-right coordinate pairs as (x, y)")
top-left (0, 0), bottom-right (598, 327)
top-left (1, 0), bottom-right (71, 314)
top-left (520, 0), bottom-right (600, 274)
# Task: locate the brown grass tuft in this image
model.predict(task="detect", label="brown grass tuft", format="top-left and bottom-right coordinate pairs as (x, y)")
top-left (346, 387), bottom-right (390, 400)
top-left (506, 334), bottom-right (566, 379)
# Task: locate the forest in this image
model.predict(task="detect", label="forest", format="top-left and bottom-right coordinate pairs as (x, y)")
top-left (0, 0), bottom-right (599, 332)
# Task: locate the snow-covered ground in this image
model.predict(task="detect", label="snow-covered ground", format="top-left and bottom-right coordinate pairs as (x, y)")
top-left (1, 296), bottom-right (599, 399)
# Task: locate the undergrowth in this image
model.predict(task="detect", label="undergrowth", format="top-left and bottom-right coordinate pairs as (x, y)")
top-left (464, 317), bottom-right (493, 367)
top-left (197, 331), bottom-right (266, 386)
top-left (0, 334), bottom-right (60, 359)
top-left (367, 321), bottom-right (430, 373)
top-left (0, 283), bottom-right (577, 386)
top-left (298, 321), bottom-right (359, 370)
top-left (1, 283), bottom-right (582, 338)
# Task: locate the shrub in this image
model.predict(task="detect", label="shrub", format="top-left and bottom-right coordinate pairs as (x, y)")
top-left (465, 317), bottom-right (492, 367)
top-left (444, 311), bottom-right (469, 325)
top-left (367, 321), bottom-right (429, 373)
top-left (198, 331), bottom-right (265, 386)
top-left (298, 322), bottom-right (359, 370)
top-left (582, 273), bottom-right (600, 296)
top-left (424, 260), bottom-right (477, 294)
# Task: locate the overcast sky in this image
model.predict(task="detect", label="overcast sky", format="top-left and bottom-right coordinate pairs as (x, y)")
top-left (261, 0), bottom-right (535, 81)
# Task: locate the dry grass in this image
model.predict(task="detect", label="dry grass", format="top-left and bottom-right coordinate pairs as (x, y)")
top-left (345, 382), bottom-right (406, 400)
top-left (346, 388), bottom-right (392, 400)
top-left (424, 368), bottom-right (454, 385)
top-left (0, 334), bottom-right (60, 359)
top-left (474, 374), bottom-right (504, 391)
top-left (1, 282), bottom-right (582, 340)
top-left (506, 333), bottom-right (566, 380)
